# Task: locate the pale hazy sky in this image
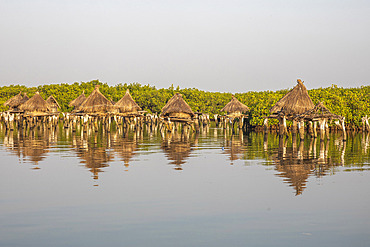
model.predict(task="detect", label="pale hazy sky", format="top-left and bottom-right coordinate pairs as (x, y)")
top-left (1, 0), bottom-right (369, 92)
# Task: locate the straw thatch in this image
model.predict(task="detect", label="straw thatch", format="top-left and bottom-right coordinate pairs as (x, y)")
top-left (19, 92), bottom-right (50, 112)
top-left (270, 79), bottom-right (314, 116)
top-left (4, 92), bottom-right (24, 110)
top-left (22, 93), bottom-right (29, 104)
top-left (161, 93), bottom-right (194, 119)
top-left (78, 85), bottom-right (113, 113)
top-left (115, 89), bottom-right (142, 113)
top-left (46, 95), bottom-right (61, 112)
top-left (69, 91), bottom-right (87, 110)
top-left (221, 95), bottom-right (249, 116)
top-left (297, 101), bottom-right (343, 121)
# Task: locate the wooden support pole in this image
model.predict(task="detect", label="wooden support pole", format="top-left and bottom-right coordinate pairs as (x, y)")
top-left (313, 121), bottom-right (317, 138)
top-left (341, 118), bottom-right (347, 141)
top-left (298, 120), bottom-right (305, 140)
top-left (319, 118), bottom-right (326, 140)
top-left (292, 119), bottom-right (298, 134)
top-left (263, 118), bottom-right (269, 133)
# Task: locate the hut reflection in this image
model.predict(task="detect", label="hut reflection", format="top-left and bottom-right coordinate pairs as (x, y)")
top-left (161, 131), bottom-right (197, 170)
top-left (72, 132), bottom-right (112, 180)
top-left (2, 128), bottom-right (53, 168)
top-left (111, 132), bottom-right (138, 170)
top-left (273, 137), bottom-right (336, 196)
top-left (223, 134), bottom-right (245, 165)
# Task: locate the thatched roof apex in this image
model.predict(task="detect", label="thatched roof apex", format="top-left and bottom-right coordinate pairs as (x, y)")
top-left (4, 91), bottom-right (24, 108)
top-left (115, 89), bottom-right (142, 113)
top-left (161, 93), bottom-right (194, 117)
top-left (221, 95), bottom-right (249, 113)
top-left (270, 79), bottom-right (314, 116)
top-left (46, 95), bottom-right (61, 108)
top-left (78, 85), bottom-right (113, 113)
top-left (19, 92), bottom-right (50, 112)
top-left (69, 91), bottom-right (87, 108)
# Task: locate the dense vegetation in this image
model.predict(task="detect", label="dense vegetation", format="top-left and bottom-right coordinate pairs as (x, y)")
top-left (0, 80), bottom-right (369, 127)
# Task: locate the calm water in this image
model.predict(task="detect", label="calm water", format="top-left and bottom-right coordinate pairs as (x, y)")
top-left (0, 124), bottom-right (370, 247)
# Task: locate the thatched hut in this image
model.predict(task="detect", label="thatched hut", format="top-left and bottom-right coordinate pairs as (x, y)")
top-left (69, 91), bottom-right (87, 111)
top-left (4, 92), bottom-right (25, 111)
top-left (46, 96), bottom-right (61, 113)
top-left (78, 85), bottom-right (113, 114)
top-left (270, 79), bottom-right (314, 117)
top-left (114, 89), bottom-right (142, 115)
top-left (19, 92), bottom-right (50, 115)
top-left (161, 93), bottom-right (194, 119)
top-left (268, 79), bottom-right (315, 137)
top-left (221, 95), bottom-right (249, 118)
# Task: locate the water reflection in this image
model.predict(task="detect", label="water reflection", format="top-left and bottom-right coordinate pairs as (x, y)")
top-left (2, 128), bottom-right (56, 168)
top-left (0, 124), bottom-right (369, 194)
top-left (161, 131), bottom-right (197, 170)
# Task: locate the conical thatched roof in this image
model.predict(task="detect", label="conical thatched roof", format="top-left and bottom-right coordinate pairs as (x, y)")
top-left (69, 91), bottom-right (87, 108)
top-left (19, 92), bottom-right (50, 112)
top-left (297, 101), bottom-right (343, 121)
top-left (161, 93), bottom-right (194, 117)
top-left (270, 79), bottom-right (314, 116)
top-left (115, 89), bottom-right (142, 113)
top-left (221, 95), bottom-right (249, 114)
top-left (78, 86), bottom-right (113, 113)
top-left (4, 91), bottom-right (24, 109)
top-left (46, 95), bottom-right (61, 109)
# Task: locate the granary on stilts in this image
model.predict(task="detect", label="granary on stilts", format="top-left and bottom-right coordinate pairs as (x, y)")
top-left (114, 89), bottom-right (142, 116)
top-left (160, 93), bottom-right (194, 132)
top-left (19, 92), bottom-right (51, 116)
top-left (221, 95), bottom-right (250, 130)
top-left (297, 101), bottom-right (346, 140)
top-left (18, 92), bottom-right (53, 130)
top-left (268, 79), bottom-right (315, 138)
top-left (3, 91), bottom-right (28, 112)
top-left (77, 85), bottom-right (114, 132)
top-left (114, 89), bottom-right (143, 130)
top-left (78, 85), bottom-right (113, 114)
top-left (46, 96), bottom-right (61, 113)
top-left (69, 91), bottom-right (87, 112)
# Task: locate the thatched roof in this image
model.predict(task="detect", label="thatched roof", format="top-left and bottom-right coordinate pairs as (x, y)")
top-left (297, 101), bottom-right (343, 121)
top-left (115, 89), bottom-right (142, 113)
top-left (19, 92), bottom-right (50, 112)
top-left (161, 93), bottom-right (194, 117)
top-left (270, 79), bottom-right (314, 116)
top-left (69, 91), bottom-right (87, 108)
top-left (221, 95), bottom-right (249, 114)
top-left (4, 92), bottom-right (24, 109)
top-left (22, 93), bottom-right (29, 104)
top-left (78, 86), bottom-right (113, 113)
top-left (46, 95), bottom-right (61, 109)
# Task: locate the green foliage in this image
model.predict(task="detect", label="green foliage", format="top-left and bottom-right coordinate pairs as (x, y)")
top-left (1, 81), bottom-right (369, 127)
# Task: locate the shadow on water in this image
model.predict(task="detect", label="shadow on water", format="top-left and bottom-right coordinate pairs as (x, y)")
top-left (0, 123), bottom-right (369, 194)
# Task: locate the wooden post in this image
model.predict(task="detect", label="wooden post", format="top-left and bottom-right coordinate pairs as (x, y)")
top-left (279, 116), bottom-right (287, 137)
top-left (313, 121), bottom-right (317, 138)
top-left (298, 120), bottom-right (305, 140)
top-left (308, 121), bottom-right (313, 137)
top-left (319, 118), bottom-right (326, 140)
top-left (325, 121), bottom-right (330, 140)
top-left (341, 118), bottom-right (347, 141)
top-left (263, 118), bottom-right (269, 133)
top-left (292, 119), bottom-right (298, 134)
